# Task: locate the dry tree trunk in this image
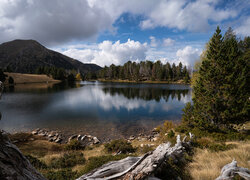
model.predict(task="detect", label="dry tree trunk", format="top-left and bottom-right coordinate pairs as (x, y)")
top-left (215, 160), bottom-right (250, 180)
top-left (77, 133), bottom-right (194, 180)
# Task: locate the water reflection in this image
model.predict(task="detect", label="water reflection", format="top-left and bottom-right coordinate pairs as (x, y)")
top-left (102, 87), bottom-right (189, 102)
top-left (0, 82), bottom-right (192, 139)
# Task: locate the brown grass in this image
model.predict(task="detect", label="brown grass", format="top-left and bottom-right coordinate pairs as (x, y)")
top-left (18, 140), bottom-right (64, 157)
top-left (82, 145), bottom-right (106, 160)
top-left (188, 141), bottom-right (250, 180)
top-left (5, 72), bottom-right (60, 84)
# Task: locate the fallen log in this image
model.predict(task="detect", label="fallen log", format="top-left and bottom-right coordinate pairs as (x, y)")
top-left (216, 159), bottom-right (250, 180)
top-left (77, 133), bottom-right (194, 180)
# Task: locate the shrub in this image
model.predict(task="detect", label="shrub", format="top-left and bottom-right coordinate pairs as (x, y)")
top-left (49, 152), bottom-right (85, 169)
top-left (79, 154), bottom-right (128, 175)
top-left (64, 140), bottom-right (84, 150)
top-left (104, 139), bottom-right (135, 154)
top-left (155, 154), bottom-right (191, 179)
top-left (25, 155), bottom-right (47, 169)
top-left (44, 169), bottom-right (77, 180)
top-left (167, 130), bottom-right (175, 138)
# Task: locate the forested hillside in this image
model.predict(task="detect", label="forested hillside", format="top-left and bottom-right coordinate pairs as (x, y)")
top-left (0, 39), bottom-right (101, 75)
top-left (95, 61), bottom-right (191, 83)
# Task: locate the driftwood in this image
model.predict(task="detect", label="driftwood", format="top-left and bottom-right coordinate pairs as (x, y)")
top-left (77, 133), bottom-right (193, 180)
top-left (216, 160), bottom-right (250, 180)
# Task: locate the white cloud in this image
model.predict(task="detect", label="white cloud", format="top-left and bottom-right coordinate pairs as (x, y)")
top-left (175, 46), bottom-right (201, 67)
top-left (0, 0), bottom-right (113, 45)
top-left (235, 17), bottom-right (250, 36)
top-left (140, 0), bottom-right (237, 32)
top-left (149, 36), bottom-right (158, 47)
top-left (60, 39), bottom-right (148, 67)
top-left (0, 0), bottom-right (242, 45)
top-left (163, 38), bottom-right (175, 46)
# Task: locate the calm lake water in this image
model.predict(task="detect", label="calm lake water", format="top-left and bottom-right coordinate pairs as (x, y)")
top-left (0, 82), bottom-right (192, 140)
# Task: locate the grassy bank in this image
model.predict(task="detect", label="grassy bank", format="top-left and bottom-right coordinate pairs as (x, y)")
top-left (97, 78), bottom-right (189, 84)
top-left (5, 72), bottom-right (60, 84)
top-left (8, 121), bottom-right (250, 179)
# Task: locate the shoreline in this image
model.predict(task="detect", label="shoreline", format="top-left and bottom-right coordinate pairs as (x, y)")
top-left (4, 72), bottom-right (61, 85)
top-left (97, 79), bottom-right (190, 85)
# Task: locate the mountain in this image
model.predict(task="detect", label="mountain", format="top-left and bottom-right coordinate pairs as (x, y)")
top-left (0, 39), bottom-right (101, 74)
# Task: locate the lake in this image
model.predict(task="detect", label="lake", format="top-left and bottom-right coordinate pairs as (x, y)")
top-left (0, 82), bottom-right (192, 140)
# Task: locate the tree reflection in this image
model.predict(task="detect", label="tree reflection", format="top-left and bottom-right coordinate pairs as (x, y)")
top-left (102, 87), bottom-right (189, 102)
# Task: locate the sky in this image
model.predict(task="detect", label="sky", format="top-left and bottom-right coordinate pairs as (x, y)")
top-left (0, 0), bottom-right (249, 67)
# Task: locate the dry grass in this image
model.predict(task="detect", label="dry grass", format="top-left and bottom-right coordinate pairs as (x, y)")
top-left (41, 153), bottom-right (64, 165)
top-left (82, 145), bottom-right (105, 160)
top-left (188, 141), bottom-right (250, 180)
top-left (5, 72), bottom-right (60, 84)
top-left (18, 140), bottom-right (64, 157)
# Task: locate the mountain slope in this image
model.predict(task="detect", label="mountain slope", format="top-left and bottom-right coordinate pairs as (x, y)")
top-left (0, 39), bottom-right (101, 74)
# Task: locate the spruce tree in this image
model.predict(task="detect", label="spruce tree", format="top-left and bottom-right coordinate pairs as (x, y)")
top-left (192, 26), bottom-right (224, 128)
top-left (185, 26), bottom-right (249, 131)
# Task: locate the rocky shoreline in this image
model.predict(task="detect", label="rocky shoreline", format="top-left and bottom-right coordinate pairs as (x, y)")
top-left (30, 127), bottom-right (161, 147)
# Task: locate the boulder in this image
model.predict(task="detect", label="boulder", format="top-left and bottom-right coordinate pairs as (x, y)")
top-left (93, 137), bottom-right (100, 144)
top-left (68, 135), bottom-right (77, 142)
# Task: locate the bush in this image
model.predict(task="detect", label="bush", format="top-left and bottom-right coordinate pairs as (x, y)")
top-left (104, 139), bottom-right (135, 154)
top-left (168, 130), bottom-right (175, 138)
top-left (49, 152), bottom-right (85, 169)
top-left (65, 140), bottom-right (84, 150)
top-left (79, 154), bottom-right (128, 175)
top-left (25, 155), bottom-right (47, 169)
top-left (44, 169), bottom-right (77, 180)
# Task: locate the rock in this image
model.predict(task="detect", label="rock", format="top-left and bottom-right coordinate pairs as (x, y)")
top-left (152, 137), bottom-right (159, 141)
top-left (80, 135), bottom-right (86, 141)
top-left (93, 137), bottom-right (100, 144)
top-left (38, 132), bottom-right (46, 137)
top-left (77, 134), bottom-right (82, 141)
top-left (31, 131), bottom-right (38, 135)
top-left (140, 144), bottom-right (144, 148)
top-left (68, 135), bottom-right (77, 142)
top-left (55, 138), bottom-right (62, 143)
top-left (129, 135), bottom-right (135, 140)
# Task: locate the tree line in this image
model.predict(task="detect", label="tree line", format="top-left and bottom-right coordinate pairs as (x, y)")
top-left (35, 66), bottom-right (82, 82)
top-left (181, 27), bottom-right (249, 134)
top-left (86, 61), bottom-right (191, 83)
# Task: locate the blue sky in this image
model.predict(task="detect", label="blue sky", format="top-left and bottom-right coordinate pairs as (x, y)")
top-left (0, 0), bottom-right (249, 67)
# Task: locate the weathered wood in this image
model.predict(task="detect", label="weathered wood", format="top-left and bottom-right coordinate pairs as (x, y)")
top-left (216, 160), bottom-right (250, 180)
top-left (77, 133), bottom-right (193, 180)
top-left (0, 81), bottom-right (3, 99)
